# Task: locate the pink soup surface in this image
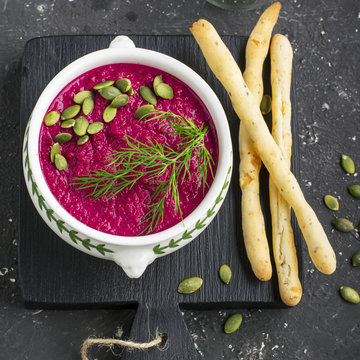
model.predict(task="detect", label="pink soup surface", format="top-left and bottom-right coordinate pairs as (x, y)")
top-left (39, 64), bottom-right (218, 236)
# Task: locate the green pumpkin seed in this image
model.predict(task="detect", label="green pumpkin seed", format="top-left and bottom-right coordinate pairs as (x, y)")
top-left (93, 80), bottom-right (114, 90)
top-left (54, 132), bottom-right (72, 143)
top-left (332, 218), bottom-right (354, 232)
top-left (139, 86), bottom-right (157, 105)
top-left (323, 195), bottom-right (339, 211)
top-left (61, 105), bottom-right (81, 120)
top-left (73, 90), bottom-right (93, 104)
top-left (224, 314), bottom-right (243, 334)
top-left (61, 119), bottom-right (76, 128)
top-left (134, 105), bottom-right (154, 119)
top-left (348, 184), bottom-right (360, 199)
top-left (44, 111), bottom-right (60, 126)
top-left (73, 116), bottom-right (89, 136)
top-left (351, 251), bottom-right (360, 267)
top-left (260, 94), bottom-right (272, 115)
top-left (155, 82), bottom-right (174, 99)
top-left (77, 135), bottom-right (89, 146)
top-left (50, 142), bottom-right (60, 163)
top-left (99, 86), bottom-right (122, 101)
top-left (115, 78), bottom-right (131, 93)
top-left (177, 277), bottom-right (203, 294)
top-left (87, 122), bottom-right (104, 135)
top-left (153, 75), bottom-right (163, 90)
top-left (341, 154), bottom-right (355, 174)
top-left (339, 286), bottom-right (360, 304)
top-left (54, 154), bottom-right (68, 171)
top-left (127, 87), bottom-right (135, 96)
top-left (110, 94), bottom-right (129, 108)
top-left (103, 105), bottom-right (117, 123)
top-left (219, 264), bottom-right (232, 284)
top-left (82, 96), bottom-right (94, 115)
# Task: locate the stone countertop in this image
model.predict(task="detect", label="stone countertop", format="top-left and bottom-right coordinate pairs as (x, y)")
top-left (0, 0), bottom-right (359, 359)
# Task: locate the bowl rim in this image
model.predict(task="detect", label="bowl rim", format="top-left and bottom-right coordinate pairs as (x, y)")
top-left (26, 46), bottom-right (233, 247)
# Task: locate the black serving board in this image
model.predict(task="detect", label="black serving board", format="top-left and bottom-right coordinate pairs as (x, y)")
top-left (19, 35), bottom-right (302, 359)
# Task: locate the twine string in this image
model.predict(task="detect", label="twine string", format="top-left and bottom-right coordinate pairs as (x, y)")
top-left (81, 334), bottom-right (166, 360)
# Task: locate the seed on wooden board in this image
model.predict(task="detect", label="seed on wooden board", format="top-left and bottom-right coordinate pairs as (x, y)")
top-left (323, 195), bottom-right (339, 211)
top-left (339, 286), bottom-right (360, 304)
top-left (54, 154), bottom-right (68, 171)
top-left (139, 86), bottom-right (157, 105)
top-left (77, 135), bottom-right (89, 146)
top-left (103, 105), bottom-right (117, 123)
top-left (154, 82), bottom-right (174, 99)
top-left (73, 90), bottom-right (93, 104)
top-left (348, 184), bottom-right (360, 199)
top-left (134, 105), bottom-right (154, 119)
top-left (44, 111), bottom-right (60, 126)
top-left (99, 86), bottom-right (122, 101)
top-left (82, 96), bottom-right (94, 115)
top-left (341, 154), bottom-right (355, 174)
top-left (115, 78), bottom-right (132, 93)
top-left (54, 132), bottom-right (72, 143)
top-left (110, 94), bottom-right (129, 108)
top-left (177, 277), bottom-right (203, 294)
top-left (331, 218), bottom-right (354, 232)
top-left (87, 122), bottom-right (104, 135)
top-left (61, 105), bottom-right (81, 120)
top-left (73, 116), bottom-right (89, 136)
top-left (219, 264), bottom-right (232, 284)
top-left (224, 314), bottom-right (243, 334)
top-left (50, 142), bottom-right (60, 163)
top-left (93, 80), bottom-right (114, 90)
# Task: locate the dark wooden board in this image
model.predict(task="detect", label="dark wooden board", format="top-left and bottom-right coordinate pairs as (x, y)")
top-left (19, 35), bottom-right (302, 359)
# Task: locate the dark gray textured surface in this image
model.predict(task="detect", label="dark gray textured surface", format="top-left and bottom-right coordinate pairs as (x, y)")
top-left (1, 0), bottom-right (360, 359)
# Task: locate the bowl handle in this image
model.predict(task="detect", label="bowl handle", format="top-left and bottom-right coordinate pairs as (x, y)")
top-left (112, 246), bottom-right (156, 278)
top-left (109, 35), bottom-right (136, 49)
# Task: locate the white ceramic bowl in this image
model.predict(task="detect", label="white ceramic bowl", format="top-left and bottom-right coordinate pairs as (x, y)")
top-left (22, 36), bottom-right (233, 278)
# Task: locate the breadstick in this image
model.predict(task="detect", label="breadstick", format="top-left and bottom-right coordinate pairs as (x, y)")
top-left (269, 34), bottom-right (302, 306)
top-left (190, 19), bottom-right (336, 275)
top-left (240, 2), bottom-right (281, 281)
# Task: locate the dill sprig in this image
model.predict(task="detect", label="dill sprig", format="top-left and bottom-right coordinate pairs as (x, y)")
top-left (71, 110), bottom-right (215, 234)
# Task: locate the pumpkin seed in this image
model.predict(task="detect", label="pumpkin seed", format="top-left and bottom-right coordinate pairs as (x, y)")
top-left (54, 132), bottom-right (72, 143)
top-left (99, 86), bottom-right (122, 101)
top-left (103, 105), bottom-right (117, 123)
top-left (155, 82), bottom-right (174, 99)
top-left (127, 87), bottom-right (135, 96)
top-left (224, 314), bottom-right (243, 334)
top-left (50, 142), bottom-right (60, 163)
top-left (115, 78), bottom-right (131, 93)
top-left (332, 218), bottom-right (354, 232)
top-left (260, 94), bottom-right (272, 115)
top-left (153, 75), bottom-right (163, 90)
top-left (87, 122), bottom-right (104, 135)
top-left (348, 184), bottom-right (360, 199)
top-left (61, 105), bottom-right (81, 120)
top-left (323, 195), bottom-right (339, 211)
top-left (177, 277), bottom-right (203, 294)
top-left (44, 111), bottom-right (60, 126)
top-left (351, 251), bottom-right (360, 267)
top-left (93, 80), bottom-right (114, 90)
top-left (82, 96), bottom-right (94, 115)
top-left (219, 264), bottom-right (232, 284)
top-left (139, 86), bottom-right (157, 105)
top-left (61, 119), bottom-right (76, 128)
top-left (111, 94), bottom-right (129, 108)
top-left (339, 286), bottom-right (360, 304)
top-left (134, 105), bottom-right (154, 119)
top-left (73, 116), bottom-right (89, 136)
top-left (341, 154), bottom-right (355, 174)
top-left (77, 135), bottom-right (89, 146)
top-left (54, 154), bottom-right (68, 171)
top-left (73, 90), bottom-right (93, 104)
